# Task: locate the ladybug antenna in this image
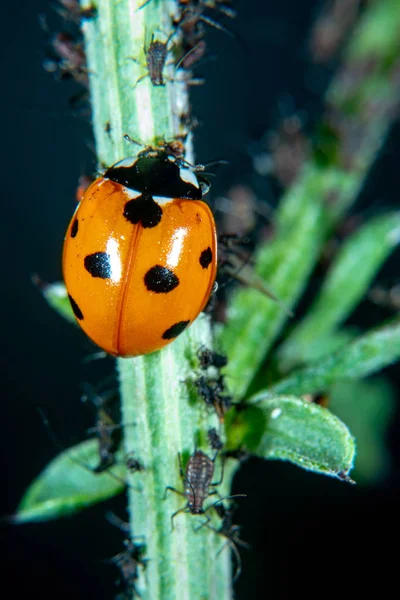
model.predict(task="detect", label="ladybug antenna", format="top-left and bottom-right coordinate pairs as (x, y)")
top-left (202, 159), bottom-right (229, 172)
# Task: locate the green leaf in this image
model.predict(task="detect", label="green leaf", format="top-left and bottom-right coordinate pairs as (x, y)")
top-left (225, 396), bottom-right (355, 479)
top-left (12, 440), bottom-right (125, 523)
top-left (263, 320), bottom-right (400, 397)
top-left (33, 277), bottom-right (76, 325)
top-left (220, 165), bottom-right (329, 398)
top-left (330, 378), bottom-right (395, 483)
top-left (279, 212), bottom-right (400, 368)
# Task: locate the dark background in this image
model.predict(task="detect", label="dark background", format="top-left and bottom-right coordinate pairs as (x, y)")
top-left (1, 1), bottom-right (399, 598)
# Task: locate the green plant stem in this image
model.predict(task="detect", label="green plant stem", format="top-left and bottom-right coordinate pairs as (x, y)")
top-left (81, 1), bottom-right (234, 598)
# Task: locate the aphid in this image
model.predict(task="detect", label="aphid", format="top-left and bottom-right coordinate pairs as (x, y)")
top-left (303, 392), bottom-right (330, 408)
top-left (131, 32), bottom-right (176, 88)
top-left (145, 35), bottom-right (170, 86)
top-left (36, 407), bottom-right (127, 489)
top-left (81, 383), bottom-right (121, 473)
top-left (56, 0), bottom-right (97, 23)
top-left (111, 539), bottom-right (147, 599)
top-left (43, 31), bottom-right (88, 88)
top-left (198, 347), bottom-right (228, 370)
top-left (217, 233), bottom-right (293, 316)
top-left (368, 282), bottom-right (400, 311)
top-left (208, 427), bottom-right (223, 451)
top-left (125, 454), bottom-right (145, 473)
top-left (175, 0), bottom-right (237, 69)
top-left (194, 374), bottom-right (232, 421)
top-left (165, 450), bottom-right (222, 523)
top-left (309, 0), bottom-right (360, 63)
top-left (202, 503), bottom-right (250, 583)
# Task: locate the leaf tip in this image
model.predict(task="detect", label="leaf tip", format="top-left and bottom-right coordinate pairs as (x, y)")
top-left (336, 470), bottom-right (356, 485)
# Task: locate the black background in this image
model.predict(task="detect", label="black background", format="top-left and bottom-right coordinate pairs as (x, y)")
top-left (1, 1), bottom-right (399, 598)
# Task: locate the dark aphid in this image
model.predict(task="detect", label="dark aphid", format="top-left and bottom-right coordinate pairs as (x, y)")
top-left (166, 450), bottom-right (223, 525)
top-left (36, 407), bottom-right (128, 490)
top-left (91, 407), bottom-right (120, 473)
top-left (209, 503), bottom-right (250, 583)
top-left (208, 427), bottom-right (223, 451)
top-left (194, 374), bottom-right (232, 421)
top-left (110, 539), bottom-right (147, 599)
top-left (133, 33), bottom-right (175, 88)
top-left (125, 454), bottom-right (145, 473)
top-left (146, 36), bottom-right (169, 86)
top-left (184, 451), bottom-right (215, 514)
top-left (81, 383), bottom-right (121, 473)
top-left (198, 347), bottom-right (228, 369)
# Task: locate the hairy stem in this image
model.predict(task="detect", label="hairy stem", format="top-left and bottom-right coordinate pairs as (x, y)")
top-left (81, 0), bottom-right (233, 598)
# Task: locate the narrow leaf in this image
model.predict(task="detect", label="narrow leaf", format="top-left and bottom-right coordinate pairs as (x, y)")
top-left (226, 396), bottom-right (355, 479)
top-left (257, 320), bottom-right (400, 398)
top-left (279, 212), bottom-right (400, 367)
top-left (220, 166), bottom-right (328, 398)
top-left (12, 440), bottom-right (125, 524)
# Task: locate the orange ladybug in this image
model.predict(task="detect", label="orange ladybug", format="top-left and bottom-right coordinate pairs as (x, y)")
top-left (62, 150), bottom-right (217, 357)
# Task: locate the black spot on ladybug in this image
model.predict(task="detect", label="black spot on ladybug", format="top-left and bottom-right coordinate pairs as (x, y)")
top-left (84, 252), bottom-right (112, 279)
top-left (71, 218), bottom-right (79, 238)
top-left (199, 247), bottom-right (212, 269)
top-left (162, 320), bottom-right (190, 339)
top-left (144, 265), bottom-right (179, 293)
top-left (124, 193), bottom-right (162, 228)
top-left (68, 294), bottom-right (84, 320)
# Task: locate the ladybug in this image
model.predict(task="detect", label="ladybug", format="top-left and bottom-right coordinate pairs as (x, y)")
top-left (63, 150), bottom-right (217, 357)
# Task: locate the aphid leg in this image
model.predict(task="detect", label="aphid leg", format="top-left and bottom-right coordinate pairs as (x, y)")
top-left (211, 452), bottom-right (225, 486)
top-left (215, 536), bottom-right (243, 584)
top-left (105, 511), bottom-right (131, 534)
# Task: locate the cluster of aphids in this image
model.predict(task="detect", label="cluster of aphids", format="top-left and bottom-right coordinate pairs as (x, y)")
top-left (174, 0), bottom-right (236, 70)
top-left (194, 346), bottom-right (232, 422)
top-left (136, 0), bottom-right (237, 87)
top-left (81, 379), bottom-right (145, 476)
top-left (41, 1), bottom-right (97, 107)
top-left (41, 0), bottom-right (236, 104)
top-left (81, 347), bottom-right (248, 590)
top-left (164, 425), bottom-right (249, 583)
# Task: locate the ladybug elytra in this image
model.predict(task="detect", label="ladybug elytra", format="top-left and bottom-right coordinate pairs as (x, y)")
top-left (63, 151), bottom-right (217, 357)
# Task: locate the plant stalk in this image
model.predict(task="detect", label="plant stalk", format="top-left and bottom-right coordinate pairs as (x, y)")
top-left (81, 0), bottom-right (235, 598)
